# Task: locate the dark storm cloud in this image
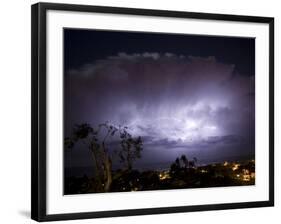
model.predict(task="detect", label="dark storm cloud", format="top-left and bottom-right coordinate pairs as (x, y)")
top-left (64, 52), bottom-right (255, 166)
top-left (204, 135), bottom-right (246, 145)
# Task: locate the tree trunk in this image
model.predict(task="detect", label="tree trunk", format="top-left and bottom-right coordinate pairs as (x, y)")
top-left (104, 154), bottom-right (112, 192)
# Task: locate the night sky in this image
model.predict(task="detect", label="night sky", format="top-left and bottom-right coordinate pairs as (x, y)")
top-left (64, 28), bottom-right (255, 171)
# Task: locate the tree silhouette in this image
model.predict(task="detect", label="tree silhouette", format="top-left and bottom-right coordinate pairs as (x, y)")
top-left (180, 155), bottom-right (188, 169)
top-left (170, 157), bottom-right (181, 177)
top-left (118, 127), bottom-right (143, 170)
top-left (175, 157), bottom-right (181, 168)
top-left (170, 154), bottom-right (198, 178)
top-left (65, 122), bottom-right (143, 192)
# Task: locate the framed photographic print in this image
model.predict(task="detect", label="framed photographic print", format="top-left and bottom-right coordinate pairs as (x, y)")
top-left (31, 2), bottom-right (274, 222)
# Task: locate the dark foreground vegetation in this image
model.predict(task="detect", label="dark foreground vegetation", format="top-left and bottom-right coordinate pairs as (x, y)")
top-left (65, 159), bottom-right (255, 194)
top-left (64, 123), bottom-right (254, 195)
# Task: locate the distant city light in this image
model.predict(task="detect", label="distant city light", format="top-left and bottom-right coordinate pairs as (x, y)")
top-left (232, 164), bottom-right (240, 171)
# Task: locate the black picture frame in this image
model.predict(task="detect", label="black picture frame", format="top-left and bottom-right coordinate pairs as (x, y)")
top-left (31, 2), bottom-right (274, 222)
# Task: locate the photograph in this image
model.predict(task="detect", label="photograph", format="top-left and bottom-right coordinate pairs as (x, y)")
top-left (63, 29), bottom-right (256, 195)
top-left (31, 2), bottom-right (274, 221)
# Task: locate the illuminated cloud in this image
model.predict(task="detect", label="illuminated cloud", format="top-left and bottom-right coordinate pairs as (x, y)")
top-left (65, 52), bottom-right (254, 166)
